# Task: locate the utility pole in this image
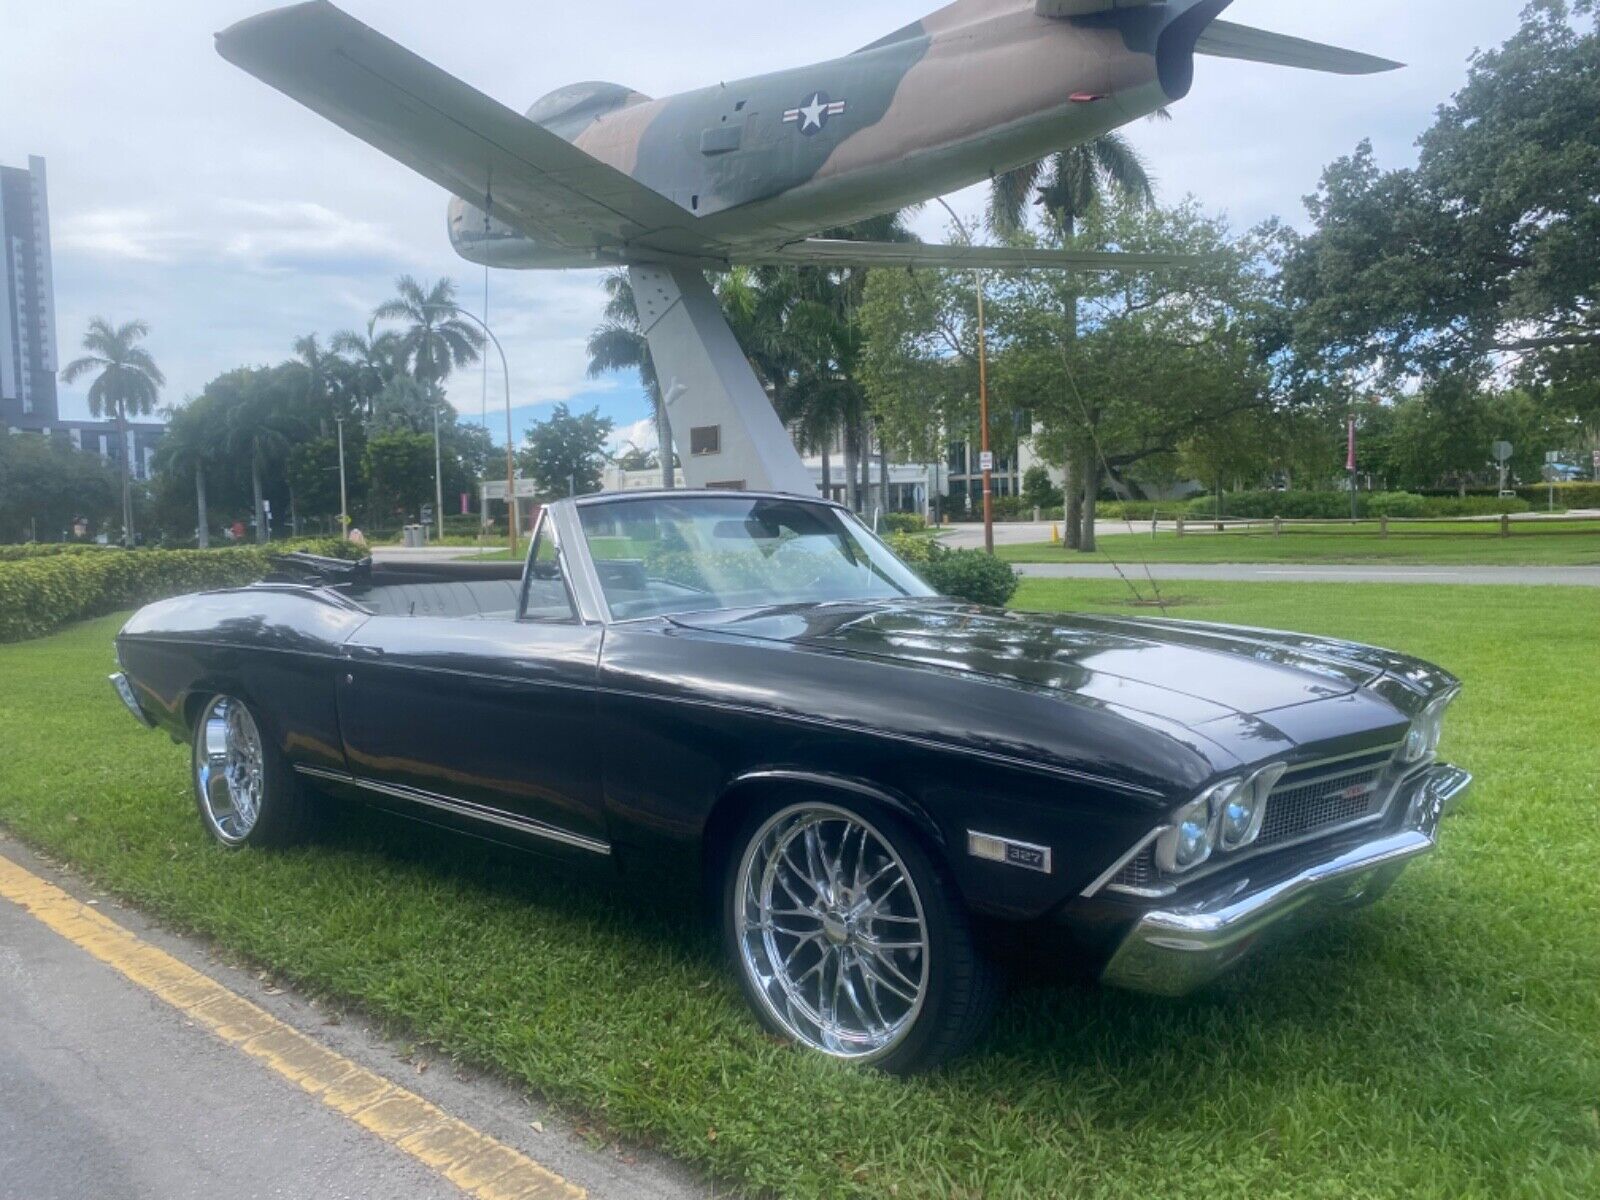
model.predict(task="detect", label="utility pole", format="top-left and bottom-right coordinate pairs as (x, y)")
top-left (335, 415), bottom-right (349, 539)
top-left (432, 400), bottom-right (446, 544)
top-left (976, 279), bottom-right (994, 555)
top-left (1347, 414), bottom-right (1358, 521)
top-left (935, 197), bottom-right (995, 555)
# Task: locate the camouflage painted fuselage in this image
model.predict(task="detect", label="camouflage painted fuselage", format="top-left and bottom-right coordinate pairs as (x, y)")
top-left (450, 0), bottom-right (1219, 267)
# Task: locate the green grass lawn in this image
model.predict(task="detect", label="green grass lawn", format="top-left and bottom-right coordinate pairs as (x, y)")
top-left (998, 521), bottom-right (1600, 566)
top-left (2, 584), bottom-right (1597, 1198)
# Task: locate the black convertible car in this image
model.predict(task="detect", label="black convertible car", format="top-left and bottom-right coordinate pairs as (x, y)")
top-left (111, 490), bottom-right (1469, 1073)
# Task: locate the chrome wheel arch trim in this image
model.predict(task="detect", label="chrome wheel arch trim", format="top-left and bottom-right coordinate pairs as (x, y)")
top-left (292, 764), bottom-right (612, 856)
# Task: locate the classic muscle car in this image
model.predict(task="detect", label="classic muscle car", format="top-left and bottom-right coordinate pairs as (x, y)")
top-left (110, 491), bottom-right (1470, 1073)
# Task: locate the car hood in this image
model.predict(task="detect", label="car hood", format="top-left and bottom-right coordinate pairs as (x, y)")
top-left (667, 601), bottom-right (1435, 726)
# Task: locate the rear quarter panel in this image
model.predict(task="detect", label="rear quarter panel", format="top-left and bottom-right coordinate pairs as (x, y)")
top-left (117, 587), bottom-right (367, 773)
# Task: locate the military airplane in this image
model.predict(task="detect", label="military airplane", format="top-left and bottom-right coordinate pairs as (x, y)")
top-left (216, 0), bottom-right (1400, 275)
top-left (217, 0), bottom-right (1400, 494)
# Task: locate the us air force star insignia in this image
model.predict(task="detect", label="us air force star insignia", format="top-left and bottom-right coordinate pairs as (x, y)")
top-left (782, 91), bottom-right (847, 136)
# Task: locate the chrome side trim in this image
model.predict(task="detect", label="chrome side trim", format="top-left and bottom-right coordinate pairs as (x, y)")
top-left (294, 765), bottom-right (612, 856)
top-left (1080, 826), bottom-right (1167, 898)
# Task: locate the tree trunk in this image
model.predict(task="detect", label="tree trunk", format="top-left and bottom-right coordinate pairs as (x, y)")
top-left (843, 431), bottom-right (860, 513)
top-left (1080, 459), bottom-right (1101, 553)
top-left (117, 405), bottom-right (134, 547)
top-left (195, 467), bottom-right (209, 549)
top-left (655, 397), bottom-right (675, 489)
top-left (1064, 449), bottom-right (1084, 549)
top-left (820, 447), bottom-right (831, 499)
top-left (879, 435), bottom-right (891, 516)
top-left (859, 419), bottom-right (871, 516)
top-left (252, 457), bottom-right (267, 544)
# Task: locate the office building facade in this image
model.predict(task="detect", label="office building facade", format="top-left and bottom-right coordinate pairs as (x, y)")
top-left (1, 156), bottom-right (59, 431)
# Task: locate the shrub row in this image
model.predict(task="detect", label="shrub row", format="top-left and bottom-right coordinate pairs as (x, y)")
top-left (889, 534), bottom-right (1019, 608)
top-left (880, 512), bottom-right (929, 535)
top-left (0, 543), bottom-right (118, 562)
top-left (0, 539), bottom-right (362, 644)
top-left (1180, 490), bottom-right (1533, 520)
top-left (1518, 482), bottom-right (1600, 509)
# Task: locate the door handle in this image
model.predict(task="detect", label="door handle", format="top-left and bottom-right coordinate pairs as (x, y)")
top-left (341, 644), bottom-right (385, 661)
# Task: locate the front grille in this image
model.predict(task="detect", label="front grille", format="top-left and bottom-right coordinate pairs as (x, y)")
top-left (1104, 748), bottom-right (1398, 894)
top-left (1258, 762), bottom-right (1387, 847)
top-left (1109, 846), bottom-right (1156, 890)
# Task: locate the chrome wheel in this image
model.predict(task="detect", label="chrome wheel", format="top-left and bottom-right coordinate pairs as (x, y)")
top-left (194, 697), bottom-right (265, 845)
top-left (735, 803), bottom-right (929, 1062)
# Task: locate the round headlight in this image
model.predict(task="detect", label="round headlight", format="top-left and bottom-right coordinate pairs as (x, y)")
top-left (1218, 764), bottom-right (1287, 851)
top-left (1403, 720), bottom-right (1429, 762)
top-left (1403, 689), bottom-right (1458, 763)
top-left (1155, 782), bottom-right (1235, 874)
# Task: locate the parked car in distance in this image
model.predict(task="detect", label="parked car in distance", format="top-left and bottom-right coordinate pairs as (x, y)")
top-left (111, 491), bottom-right (1470, 1073)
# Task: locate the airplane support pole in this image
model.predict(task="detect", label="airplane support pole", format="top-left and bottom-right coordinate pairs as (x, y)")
top-left (628, 265), bottom-right (815, 496)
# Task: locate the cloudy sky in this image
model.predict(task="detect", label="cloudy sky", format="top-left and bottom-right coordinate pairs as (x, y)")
top-left (5, 0), bottom-right (1523, 453)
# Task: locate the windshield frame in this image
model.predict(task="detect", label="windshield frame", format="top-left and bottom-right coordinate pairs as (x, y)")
top-left (564, 492), bottom-right (937, 625)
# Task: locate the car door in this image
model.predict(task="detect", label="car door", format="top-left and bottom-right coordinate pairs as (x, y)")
top-left (334, 512), bottom-right (609, 858)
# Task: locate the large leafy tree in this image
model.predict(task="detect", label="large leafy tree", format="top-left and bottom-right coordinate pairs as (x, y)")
top-left (217, 367), bottom-right (303, 543)
top-left (59, 318), bottom-right (165, 545)
top-left (1283, 1), bottom-right (1600, 419)
top-left (332, 317), bottom-right (404, 420)
top-left (519, 403), bottom-right (614, 497)
top-left (0, 430), bottom-right (120, 543)
top-left (374, 276), bottom-right (486, 389)
top-left (988, 132), bottom-right (1158, 546)
top-left (587, 271), bottom-right (674, 487)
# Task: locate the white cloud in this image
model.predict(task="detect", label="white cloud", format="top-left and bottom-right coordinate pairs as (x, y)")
top-left (608, 417), bottom-right (658, 457)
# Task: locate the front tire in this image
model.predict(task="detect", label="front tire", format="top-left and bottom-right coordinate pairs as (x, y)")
top-left (724, 797), bottom-right (998, 1074)
top-left (192, 694), bottom-right (310, 848)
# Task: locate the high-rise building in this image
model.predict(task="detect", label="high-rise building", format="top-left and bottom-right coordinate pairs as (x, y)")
top-left (0, 155), bottom-right (59, 431)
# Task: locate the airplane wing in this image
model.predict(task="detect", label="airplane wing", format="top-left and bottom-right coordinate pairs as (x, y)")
top-left (215, 2), bottom-right (715, 260)
top-left (1195, 21), bottom-right (1403, 74)
top-left (1035, 1), bottom-right (1160, 16)
top-left (755, 240), bottom-right (1202, 272)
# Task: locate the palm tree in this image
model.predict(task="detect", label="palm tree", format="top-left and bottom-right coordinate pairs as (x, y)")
top-left (60, 318), bottom-right (165, 546)
top-left (154, 398), bottom-right (220, 548)
top-left (587, 271), bottom-right (674, 488)
top-left (222, 372), bottom-right (300, 544)
top-left (373, 276), bottom-right (485, 389)
top-left (331, 318), bottom-right (404, 420)
top-left (988, 131), bottom-right (1157, 551)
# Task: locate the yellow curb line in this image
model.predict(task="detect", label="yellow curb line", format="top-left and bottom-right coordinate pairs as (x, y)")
top-left (0, 853), bottom-right (584, 1200)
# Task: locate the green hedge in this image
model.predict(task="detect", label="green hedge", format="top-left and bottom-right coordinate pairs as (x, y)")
top-left (1518, 482), bottom-right (1600, 509)
top-left (0, 539), bottom-right (362, 644)
top-left (1185, 490), bottom-right (1534, 520)
top-left (880, 513), bottom-right (928, 535)
top-left (888, 534), bottom-right (1018, 608)
top-left (0, 543), bottom-right (118, 562)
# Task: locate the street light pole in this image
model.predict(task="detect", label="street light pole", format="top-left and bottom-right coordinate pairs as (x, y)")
top-left (335, 415), bottom-right (349, 539)
top-left (419, 303), bottom-right (517, 559)
top-left (935, 197), bottom-right (995, 555)
top-left (433, 400), bottom-right (445, 544)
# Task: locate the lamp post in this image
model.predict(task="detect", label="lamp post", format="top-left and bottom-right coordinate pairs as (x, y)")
top-left (432, 400), bottom-right (445, 544)
top-left (419, 304), bottom-right (517, 558)
top-left (936, 198), bottom-right (994, 555)
top-left (335, 415), bottom-right (349, 539)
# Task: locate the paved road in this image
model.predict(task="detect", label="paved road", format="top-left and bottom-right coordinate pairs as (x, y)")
top-left (1012, 562), bottom-right (1600, 586)
top-left (0, 839), bottom-right (702, 1200)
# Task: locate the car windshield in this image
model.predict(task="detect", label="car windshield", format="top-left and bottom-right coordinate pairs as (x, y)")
top-left (576, 495), bottom-right (936, 620)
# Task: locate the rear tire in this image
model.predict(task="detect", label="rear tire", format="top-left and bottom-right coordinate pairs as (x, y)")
top-left (191, 694), bottom-right (311, 848)
top-left (723, 795), bottom-right (999, 1074)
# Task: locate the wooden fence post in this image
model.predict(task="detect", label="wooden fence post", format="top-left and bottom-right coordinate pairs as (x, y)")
top-left (1381, 516), bottom-right (1390, 539)
top-left (1501, 513), bottom-right (1511, 538)
top-left (1273, 516), bottom-right (1282, 537)
top-left (1176, 516), bottom-right (1185, 539)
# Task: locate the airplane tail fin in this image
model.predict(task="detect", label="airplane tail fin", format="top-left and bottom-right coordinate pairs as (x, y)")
top-left (1194, 20), bottom-right (1403, 75)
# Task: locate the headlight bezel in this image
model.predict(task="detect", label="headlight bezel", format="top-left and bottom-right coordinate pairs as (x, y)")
top-left (1402, 687), bottom-right (1460, 764)
top-left (1156, 762), bottom-right (1291, 876)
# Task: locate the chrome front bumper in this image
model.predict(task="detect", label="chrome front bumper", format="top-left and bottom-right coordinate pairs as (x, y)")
top-left (109, 672), bottom-right (156, 728)
top-left (1101, 763), bottom-right (1472, 996)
